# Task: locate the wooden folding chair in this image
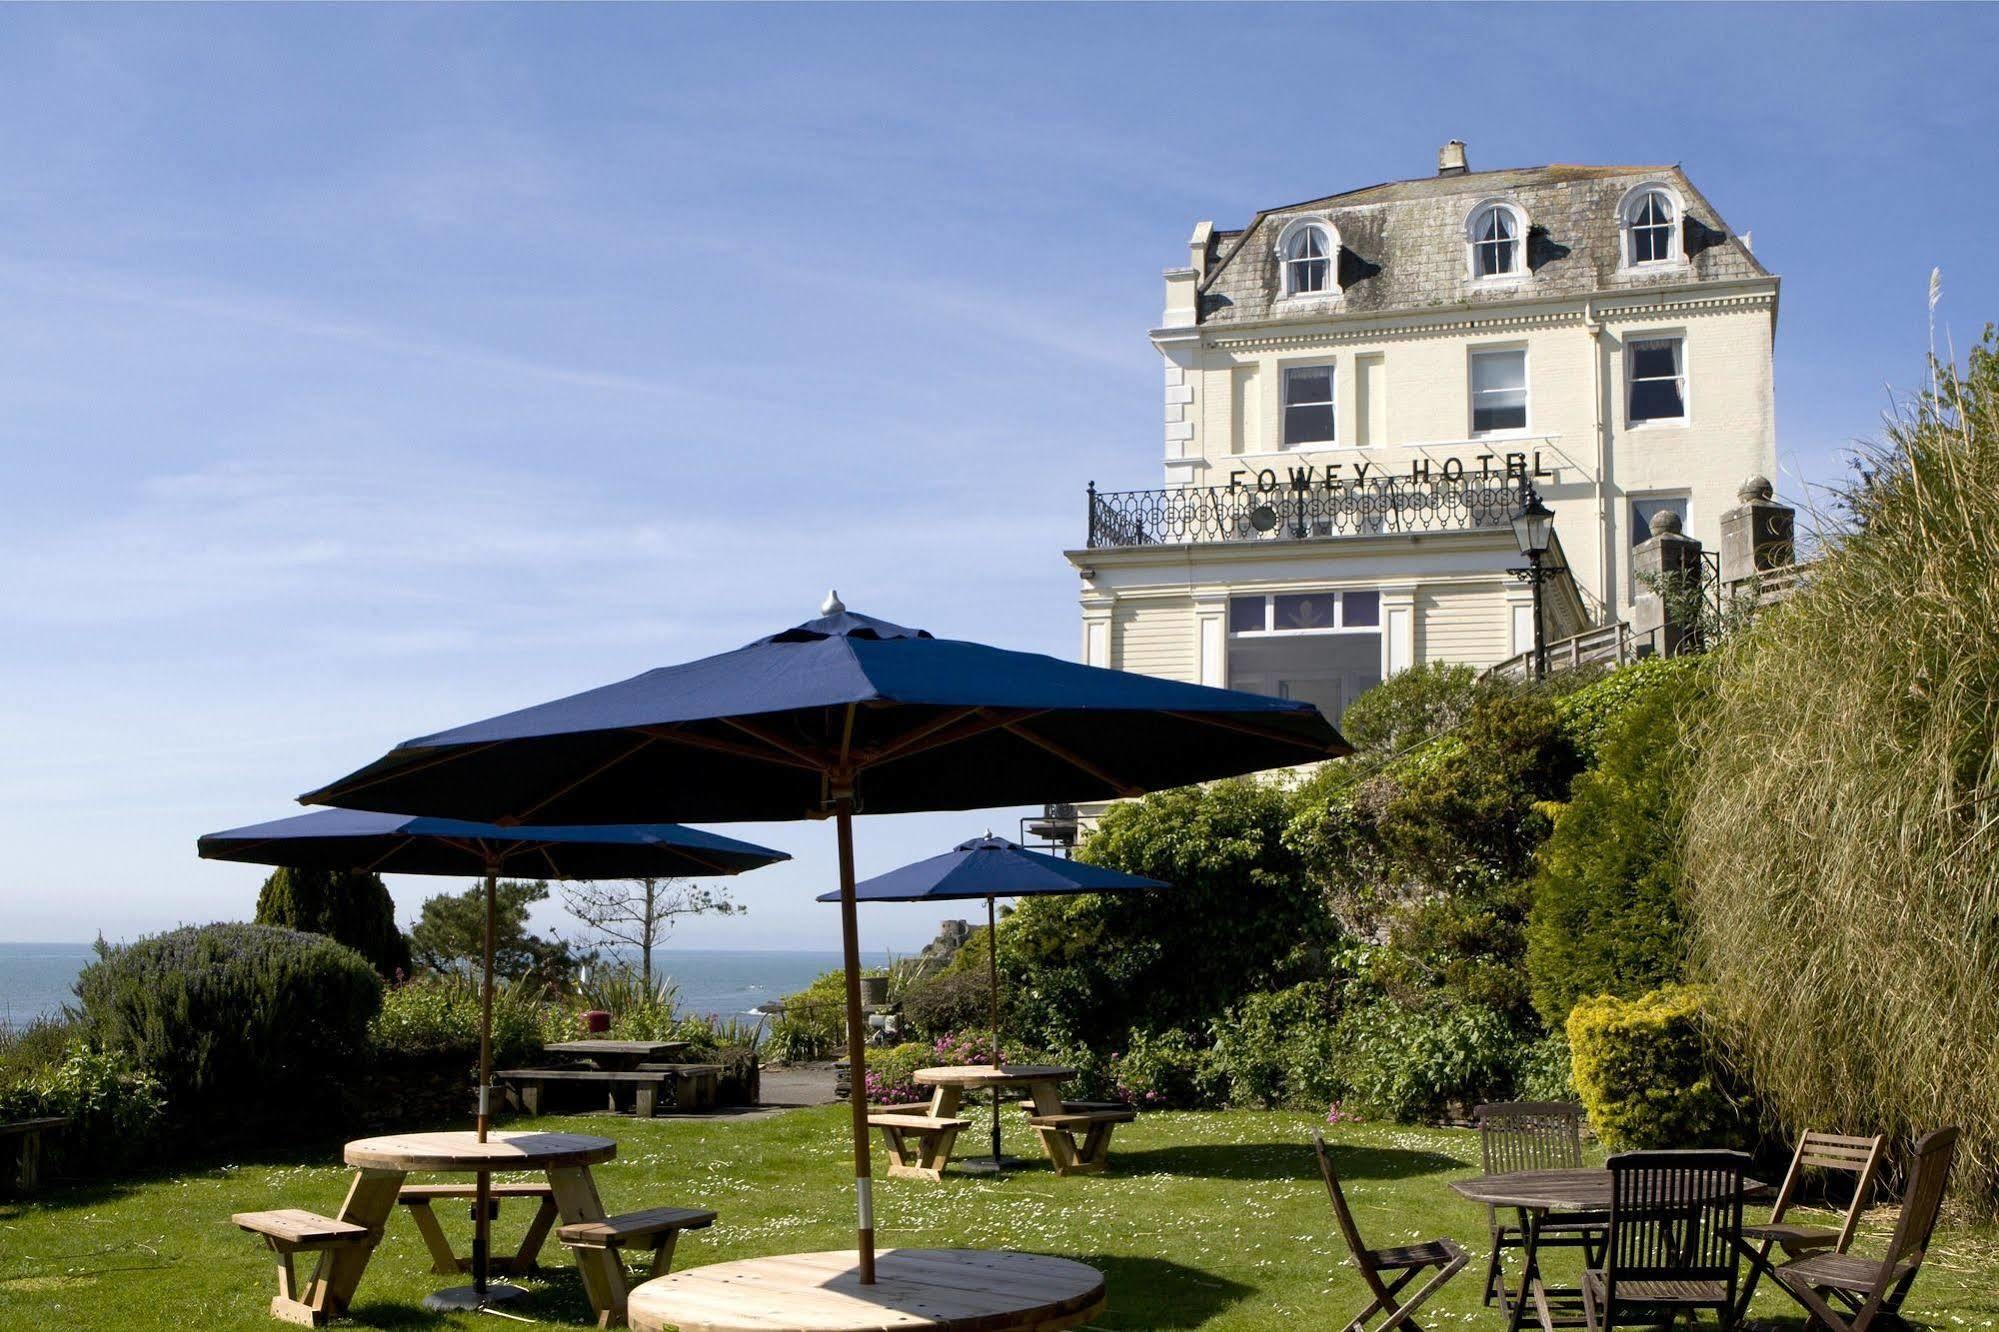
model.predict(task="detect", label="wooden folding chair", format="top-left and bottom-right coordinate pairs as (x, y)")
top-left (1767, 1127), bottom-right (1958, 1332)
top-left (1313, 1131), bottom-right (1467, 1332)
top-left (1473, 1101), bottom-right (1601, 1307)
top-left (1732, 1130), bottom-right (1886, 1324)
top-left (1581, 1149), bottom-right (1750, 1332)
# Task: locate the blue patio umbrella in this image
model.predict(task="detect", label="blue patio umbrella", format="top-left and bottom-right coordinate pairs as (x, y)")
top-left (817, 834), bottom-right (1170, 1171)
top-left (198, 808), bottom-right (787, 1310)
top-left (301, 595), bottom-right (1348, 1282)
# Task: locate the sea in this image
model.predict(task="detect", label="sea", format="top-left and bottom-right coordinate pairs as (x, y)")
top-left (0, 942), bottom-right (844, 1032)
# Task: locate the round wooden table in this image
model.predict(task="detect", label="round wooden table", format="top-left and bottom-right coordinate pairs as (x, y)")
top-left (339, 1131), bottom-right (625, 1317)
top-left (1451, 1168), bottom-right (1767, 1332)
top-left (627, 1247), bottom-right (1106, 1332)
top-left (911, 1065), bottom-right (1074, 1174)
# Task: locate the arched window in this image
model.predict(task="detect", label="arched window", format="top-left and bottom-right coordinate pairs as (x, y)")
top-left (1621, 185), bottom-right (1682, 266)
top-left (1467, 201), bottom-right (1526, 278)
top-left (1276, 219), bottom-right (1338, 297)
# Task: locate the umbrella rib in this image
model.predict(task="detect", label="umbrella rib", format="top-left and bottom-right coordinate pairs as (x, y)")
top-left (721, 716), bottom-right (839, 771)
top-left (637, 725), bottom-right (824, 772)
top-left (512, 734), bottom-right (661, 822)
top-left (1165, 709), bottom-right (1343, 753)
top-left (849, 706), bottom-right (981, 765)
top-left (303, 739), bottom-right (507, 804)
top-left (857, 708), bottom-right (1047, 770)
top-left (1000, 719), bottom-right (1145, 798)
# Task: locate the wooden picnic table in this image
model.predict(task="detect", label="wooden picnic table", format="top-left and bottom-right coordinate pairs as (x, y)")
top-left (335, 1130), bottom-right (632, 1321)
top-left (1452, 1167), bottom-right (1769, 1332)
top-left (545, 1039), bottom-right (691, 1071)
top-left (909, 1065), bottom-right (1073, 1174)
top-left (626, 1247), bottom-right (1105, 1332)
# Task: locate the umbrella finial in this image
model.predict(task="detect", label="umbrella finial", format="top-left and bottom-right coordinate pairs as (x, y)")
top-left (822, 589), bottom-right (846, 615)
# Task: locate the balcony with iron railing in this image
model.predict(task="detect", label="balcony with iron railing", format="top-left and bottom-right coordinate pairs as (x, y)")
top-left (1084, 474), bottom-right (1525, 549)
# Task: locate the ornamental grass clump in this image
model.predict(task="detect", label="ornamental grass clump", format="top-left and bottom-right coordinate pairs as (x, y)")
top-left (1683, 327), bottom-right (1999, 1209)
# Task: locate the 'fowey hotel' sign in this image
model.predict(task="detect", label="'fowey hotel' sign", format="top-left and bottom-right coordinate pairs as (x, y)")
top-left (1066, 142), bottom-right (1778, 723)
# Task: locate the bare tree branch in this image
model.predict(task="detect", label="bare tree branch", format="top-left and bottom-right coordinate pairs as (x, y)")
top-left (560, 877), bottom-right (743, 987)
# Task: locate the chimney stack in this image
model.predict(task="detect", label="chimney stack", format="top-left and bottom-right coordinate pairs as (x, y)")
top-left (1438, 140), bottom-right (1468, 176)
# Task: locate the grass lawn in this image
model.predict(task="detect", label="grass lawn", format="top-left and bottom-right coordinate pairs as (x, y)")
top-left (3, 1105), bottom-right (1998, 1330)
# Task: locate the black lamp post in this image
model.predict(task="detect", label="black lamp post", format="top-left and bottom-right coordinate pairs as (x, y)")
top-left (1509, 485), bottom-right (1557, 681)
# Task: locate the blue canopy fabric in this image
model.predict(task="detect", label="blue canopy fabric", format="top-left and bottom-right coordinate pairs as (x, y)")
top-left (302, 607), bottom-right (1350, 823)
top-left (197, 808), bottom-right (789, 879)
top-left (815, 835), bottom-right (1167, 903)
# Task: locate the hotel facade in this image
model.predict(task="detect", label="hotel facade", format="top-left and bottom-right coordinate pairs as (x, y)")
top-left (1066, 143), bottom-right (1777, 721)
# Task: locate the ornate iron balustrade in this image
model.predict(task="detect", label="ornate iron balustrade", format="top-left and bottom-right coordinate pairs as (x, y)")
top-left (1085, 474), bottom-right (1522, 549)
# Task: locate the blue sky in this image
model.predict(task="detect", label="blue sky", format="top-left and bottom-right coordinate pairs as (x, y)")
top-left (3, 3), bottom-right (1994, 953)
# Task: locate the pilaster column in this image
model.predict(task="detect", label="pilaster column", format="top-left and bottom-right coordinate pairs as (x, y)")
top-left (1378, 585), bottom-right (1417, 677)
top-left (1080, 595), bottom-right (1114, 669)
top-left (1192, 592), bottom-right (1229, 688)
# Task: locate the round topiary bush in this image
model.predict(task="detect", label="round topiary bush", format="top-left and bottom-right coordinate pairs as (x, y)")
top-left (76, 922), bottom-right (382, 1141)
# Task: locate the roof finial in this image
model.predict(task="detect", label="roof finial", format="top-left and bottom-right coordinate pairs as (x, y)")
top-left (821, 589), bottom-right (845, 615)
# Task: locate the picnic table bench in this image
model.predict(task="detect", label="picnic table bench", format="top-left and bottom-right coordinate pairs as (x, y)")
top-left (1, 1115), bottom-right (67, 1195)
top-left (866, 1103), bottom-right (973, 1182)
top-left (1020, 1100), bottom-right (1136, 1177)
top-left (499, 1064), bottom-right (727, 1117)
top-left (635, 1062), bottom-right (725, 1112)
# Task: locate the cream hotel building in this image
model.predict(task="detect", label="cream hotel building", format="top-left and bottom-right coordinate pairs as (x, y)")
top-left (1067, 142), bottom-right (1778, 721)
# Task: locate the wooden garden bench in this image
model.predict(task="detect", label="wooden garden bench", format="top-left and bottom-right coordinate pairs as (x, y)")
top-left (868, 1103), bottom-right (972, 1182)
top-left (0, 1115), bottom-right (67, 1195)
top-left (634, 1061), bottom-right (727, 1111)
top-left (232, 1208), bottom-right (377, 1327)
top-left (558, 1205), bottom-right (717, 1328)
top-left (496, 1067), bottom-right (674, 1117)
top-left (395, 1180), bottom-right (559, 1275)
top-left (1021, 1100), bottom-right (1135, 1177)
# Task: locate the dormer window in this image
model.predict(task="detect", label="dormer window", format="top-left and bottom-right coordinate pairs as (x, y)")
top-left (1276, 219), bottom-right (1338, 297)
top-left (1467, 201), bottom-right (1526, 279)
top-left (1620, 184), bottom-right (1683, 266)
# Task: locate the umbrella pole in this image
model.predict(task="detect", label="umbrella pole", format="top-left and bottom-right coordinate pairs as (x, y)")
top-left (834, 792), bottom-right (876, 1284)
top-left (475, 866), bottom-right (496, 1300)
top-left (987, 895), bottom-right (1003, 1167)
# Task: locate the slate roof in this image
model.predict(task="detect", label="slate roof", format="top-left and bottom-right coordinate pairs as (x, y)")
top-left (1195, 163), bottom-right (1771, 326)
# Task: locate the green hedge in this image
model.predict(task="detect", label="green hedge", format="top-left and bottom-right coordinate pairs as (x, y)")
top-left (1526, 666), bottom-right (1705, 1026)
top-left (1567, 985), bottom-right (1735, 1149)
top-left (76, 923), bottom-right (381, 1140)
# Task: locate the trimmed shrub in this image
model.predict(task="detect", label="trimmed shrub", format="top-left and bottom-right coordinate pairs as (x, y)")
top-left (1513, 1031), bottom-right (1576, 1103)
top-left (0, 1044), bottom-right (166, 1182)
top-left (1683, 329), bottom-right (1999, 1209)
top-left (1210, 982), bottom-right (1342, 1110)
top-left (1554, 656), bottom-right (1706, 763)
top-left (256, 866), bottom-right (412, 979)
top-left (1567, 986), bottom-right (1735, 1150)
top-left (1110, 1027), bottom-right (1224, 1110)
top-left (1331, 998), bottom-right (1518, 1122)
top-left (1338, 661), bottom-right (1487, 756)
top-left (1005, 777), bottom-right (1333, 1057)
top-left (861, 1042), bottom-right (935, 1105)
top-left (76, 923), bottom-right (381, 1140)
top-left (370, 973), bottom-right (569, 1069)
top-left (1526, 667), bottom-right (1706, 1026)
top-left (901, 969), bottom-right (993, 1041)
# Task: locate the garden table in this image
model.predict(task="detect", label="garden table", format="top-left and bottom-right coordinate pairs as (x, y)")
top-left (912, 1065), bottom-right (1074, 1174)
top-left (1451, 1167), bottom-right (1767, 1332)
top-left (626, 1247), bottom-right (1105, 1332)
top-left (340, 1129), bottom-right (628, 1317)
top-left (545, 1039), bottom-right (691, 1070)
